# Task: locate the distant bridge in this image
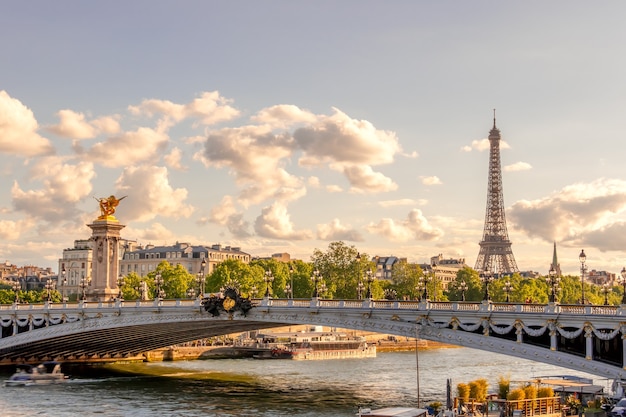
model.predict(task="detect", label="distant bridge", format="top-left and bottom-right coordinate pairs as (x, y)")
top-left (1, 297), bottom-right (626, 380)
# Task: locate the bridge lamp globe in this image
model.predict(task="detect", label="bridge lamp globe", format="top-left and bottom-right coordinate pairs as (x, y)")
top-left (458, 281), bottom-right (468, 302)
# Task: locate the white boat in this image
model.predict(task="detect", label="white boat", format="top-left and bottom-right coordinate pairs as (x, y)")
top-left (4, 361), bottom-right (67, 387)
top-left (357, 407), bottom-right (429, 417)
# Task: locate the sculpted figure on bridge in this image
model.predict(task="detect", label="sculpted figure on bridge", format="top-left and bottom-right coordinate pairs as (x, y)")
top-left (94, 195), bottom-right (126, 220)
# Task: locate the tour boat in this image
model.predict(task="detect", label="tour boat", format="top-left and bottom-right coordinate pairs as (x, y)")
top-left (4, 361), bottom-right (67, 387)
top-left (357, 407), bottom-right (429, 417)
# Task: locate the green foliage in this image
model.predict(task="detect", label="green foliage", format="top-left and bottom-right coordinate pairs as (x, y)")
top-left (537, 387), bottom-right (554, 398)
top-left (497, 375), bottom-right (510, 399)
top-left (429, 402), bottom-right (443, 413)
top-left (311, 241), bottom-right (366, 299)
top-left (469, 379), bottom-right (488, 402)
top-left (389, 260), bottom-right (423, 300)
top-left (457, 383), bottom-right (470, 402)
top-left (507, 388), bottom-right (526, 401)
top-left (446, 267), bottom-right (483, 301)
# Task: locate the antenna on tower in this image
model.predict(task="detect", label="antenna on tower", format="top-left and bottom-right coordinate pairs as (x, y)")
top-left (493, 108), bottom-right (496, 128)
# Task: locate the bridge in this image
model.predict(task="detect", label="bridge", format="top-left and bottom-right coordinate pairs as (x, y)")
top-left (1, 296), bottom-right (626, 381)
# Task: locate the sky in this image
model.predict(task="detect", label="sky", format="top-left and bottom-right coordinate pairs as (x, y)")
top-left (2, 1), bottom-right (626, 277)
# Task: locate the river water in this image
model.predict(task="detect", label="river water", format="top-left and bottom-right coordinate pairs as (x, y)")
top-left (0, 347), bottom-right (607, 417)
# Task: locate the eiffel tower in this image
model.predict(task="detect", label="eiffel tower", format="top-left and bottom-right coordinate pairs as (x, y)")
top-left (474, 111), bottom-right (519, 274)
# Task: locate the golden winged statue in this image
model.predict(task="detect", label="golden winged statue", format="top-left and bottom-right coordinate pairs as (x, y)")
top-left (94, 195), bottom-right (127, 220)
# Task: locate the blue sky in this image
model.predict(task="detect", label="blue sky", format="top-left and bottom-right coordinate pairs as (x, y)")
top-left (2, 1), bottom-right (626, 276)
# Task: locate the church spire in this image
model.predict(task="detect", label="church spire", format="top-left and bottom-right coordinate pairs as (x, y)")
top-left (551, 241), bottom-right (562, 276)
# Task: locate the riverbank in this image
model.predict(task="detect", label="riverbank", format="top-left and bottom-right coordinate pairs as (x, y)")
top-left (143, 337), bottom-right (455, 361)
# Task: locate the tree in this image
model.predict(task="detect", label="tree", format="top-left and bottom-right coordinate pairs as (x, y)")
top-left (207, 259), bottom-right (255, 295)
top-left (387, 260), bottom-right (422, 300)
top-left (446, 267), bottom-right (483, 301)
top-left (141, 261), bottom-right (195, 299)
top-left (311, 241), bottom-right (367, 299)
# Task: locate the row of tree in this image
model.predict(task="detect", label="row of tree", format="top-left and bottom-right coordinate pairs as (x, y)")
top-left (0, 241), bottom-right (624, 305)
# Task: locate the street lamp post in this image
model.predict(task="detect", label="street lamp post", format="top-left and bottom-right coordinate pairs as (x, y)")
top-left (365, 270), bottom-right (374, 299)
top-left (459, 281), bottom-right (468, 301)
top-left (61, 267), bottom-right (67, 302)
top-left (481, 268), bottom-right (492, 301)
top-left (117, 274), bottom-right (125, 300)
top-left (288, 264), bottom-right (294, 299)
top-left (12, 280), bottom-right (20, 304)
top-left (546, 266), bottom-right (560, 303)
top-left (620, 267), bottom-right (626, 305)
top-left (601, 283), bottom-right (610, 306)
top-left (155, 273), bottom-right (165, 300)
top-left (311, 269), bottom-right (321, 298)
top-left (579, 249), bottom-right (587, 304)
top-left (45, 278), bottom-right (55, 302)
top-left (186, 288), bottom-right (196, 299)
top-left (503, 281), bottom-right (512, 303)
top-left (79, 274), bottom-right (90, 301)
top-left (263, 270), bottom-right (274, 298)
top-left (285, 283), bottom-right (292, 299)
top-left (250, 285), bottom-right (258, 298)
top-left (419, 275), bottom-right (428, 300)
top-left (357, 281), bottom-right (364, 299)
top-left (197, 258), bottom-right (207, 298)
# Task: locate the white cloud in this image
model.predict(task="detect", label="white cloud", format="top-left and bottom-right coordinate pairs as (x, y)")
top-left (420, 176), bottom-right (443, 186)
top-left (47, 109), bottom-right (120, 139)
top-left (198, 125), bottom-right (304, 205)
top-left (0, 219), bottom-right (34, 240)
top-left (342, 164), bottom-right (398, 193)
top-left (326, 184), bottom-right (343, 193)
top-left (11, 157), bottom-right (96, 222)
top-left (254, 203), bottom-right (313, 240)
top-left (209, 196), bottom-right (252, 238)
top-left (86, 127), bottom-right (169, 168)
top-left (0, 91), bottom-right (55, 157)
top-left (317, 219), bottom-right (364, 241)
top-left (508, 178), bottom-right (626, 250)
top-left (128, 91), bottom-right (240, 126)
top-left (504, 161), bottom-right (532, 172)
top-left (378, 199), bottom-right (427, 208)
top-left (367, 209), bottom-right (444, 242)
top-left (461, 138), bottom-right (511, 152)
top-left (251, 104), bottom-right (317, 129)
top-left (164, 147), bottom-right (186, 171)
top-left (114, 165), bottom-right (194, 222)
top-left (295, 108), bottom-right (401, 166)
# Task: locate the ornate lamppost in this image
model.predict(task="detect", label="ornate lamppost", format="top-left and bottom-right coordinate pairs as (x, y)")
top-left (186, 288), bottom-right (196, 299)
top-left (79, 274), bottom-right (90, 301)
top-left (197, 258), bottom-right (207, 297)
top-left (154, 273), bottom-right (165, 300)
top-left (601, 283), bottom-right (610, 306)
top-left (459, 280), bottom-right (468, 301)
top-left (545, 266), bottom-right (560, 303)
top-left (12, 280), bottom-right (21, 304)
top-left (311, 269), bottom-right (321, 298)
top-left (481, 268), bottom-right (492, 301)
top-left (419, 275), bottom-right (428, 300)
top-left (250, 285), bottom-right (258, 298)
top-left (503, 280), bottom-right (513, 303)
top-left (61, 267), bottom-right (67, 302)
top-left (288, 264), bottom-right (294, 299)
top-left (117, 274), bottom-right (125, 300)
top-left (357, 281), bottom-right (364, 299)
top-left (285, 283), bottom-right (292, 299)
top-left (263, 269), bottom-right (274, 298)
top-left (45, 278), bottom-right (55, 302)
top-left (579, 249), bottom-right (587, 304)
top-left (620, 267), bottom-right (626, 305)
top-left (365, 270), bottom-right (374, 299)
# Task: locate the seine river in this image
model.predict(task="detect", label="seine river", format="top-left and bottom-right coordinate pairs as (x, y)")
top-left (0, 348), bottom-right (606, 417)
